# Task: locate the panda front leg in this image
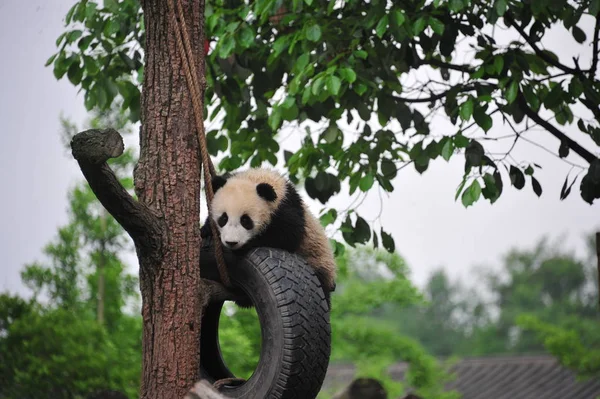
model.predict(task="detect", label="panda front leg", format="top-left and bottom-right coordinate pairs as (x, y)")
top-left (200, 216), bottom-right (214, 238)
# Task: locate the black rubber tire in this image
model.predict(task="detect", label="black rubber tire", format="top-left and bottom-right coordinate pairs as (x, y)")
top-left (199, 238), bottom-right (332, 399)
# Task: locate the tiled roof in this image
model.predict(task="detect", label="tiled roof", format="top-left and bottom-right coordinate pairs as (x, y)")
top-left (324, 355), bottom-right (600, 399)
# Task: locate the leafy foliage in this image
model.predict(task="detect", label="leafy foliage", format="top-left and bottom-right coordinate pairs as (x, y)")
top-left (49, 0), bottom-right (600, 252)
top-left (385, 233), bottom-right (600, 380)
top-left (0, 107), bottom-right (142, 398)
top-left (326, 247), bottom-right (458, 399)
top-left (0, 302), bottom-right (141, 399)
top-left (517, 314), bottom-right (600, 379)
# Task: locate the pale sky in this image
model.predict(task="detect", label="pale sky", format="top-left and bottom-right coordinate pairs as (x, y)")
top-left (0, 1), bottom-right (598, 299)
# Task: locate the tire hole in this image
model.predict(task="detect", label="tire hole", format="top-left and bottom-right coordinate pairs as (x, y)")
top-left (218, 302), bottom-right (262, 380)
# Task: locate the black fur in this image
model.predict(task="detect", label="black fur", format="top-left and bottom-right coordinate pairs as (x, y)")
top-left (243, 182), bottom-right (305, 253)
top-left (256, 183), bottom-right (277, 202)
top-left (212, 174), bottom-right (229, 193)
top-left (201, 173), bottom-right (231, 238)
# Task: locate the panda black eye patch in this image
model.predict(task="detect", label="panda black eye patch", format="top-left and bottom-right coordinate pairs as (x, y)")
top-left (217, 213), bottom-right (228, 227)
top-left (240, 214), bottom-right (254, 230)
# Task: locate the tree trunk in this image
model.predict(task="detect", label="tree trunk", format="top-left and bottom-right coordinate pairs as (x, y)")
top-left (70, 0), bottom-right (210, 397)
top-left (135, 0), bottom-right (207, 397)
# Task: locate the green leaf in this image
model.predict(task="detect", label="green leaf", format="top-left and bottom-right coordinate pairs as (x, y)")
top-left (429, 17), bottom-right (445, 35)
top-left (460, 98), bottom-right (474, 121)
top-left (559, 140), bottom-right (570, 158)
top-left (454, 134), bottom-right (470, 148)
top-left (66, 30), bottom-right (83, 44)
top-left (217, 136), bottom-right (228, 152)
top-left (339, 68), bottom-right (357, 83)
top-left (67, 62), bottom-right (83, 85)
top-left (328, 75), bottom-right (342, 96)
top-left (449, 0), bottom-right (465, 11)
top-left (45, 54), bottom-right (57, 67)
top-left (359, 174), bottom-right (375, 191)
top-left (506, 80), bottom-right (519, 104)
top-left (465, 140), bottom-right (484, 167)
top-left (85, 2), bottom-right (98, 19)
top-left (376, 15), bottom-right (389, 38)
top-left (295, 53), bottom-right (310, 73)
top-left (354, 216), bottom-right (371, 243)
top-left (380, 158), bottom-right (397, 179)
top-left (218, 34), bottom-right (235, 59)
top-left (104, 19), bottom-right (120, 37)
top-left (312, 76), bottom-right (325, 95)
top-left (268, 107), bottom-right (282, 131)
top-left (441, 138), bottom-right (454, 161)
top-left (591, 0), bottom-right (600, 16)
top-left (523, 85), bottom-right (540, 111)
top-left (392, 10), bottom-right (406, 26)
top-left (473, 108), bottom-right (493, 132)
top-left (572, 26), bottom-right (586, 43)
top-left (413, 17), bottom-right (427, 36)
top-left (321, 125), bottom-right (340, 143)
top-left (531, 176), bottom-right (542, 197)
top-left (306, 24), bottom-right (322, 42)
top-left (238, 26), bottom-right (255, 48)
top-left (482, 173), bottom-right (500, 203)
top-left (354, 50), bottom-right (368, 59)
top-left (381, 229), bottom-right (395, 253)
top-left (461, 180), bottom-right (482, 207)
top-left (319, 209), bottom-right (337, 227)
top-left (494, 56), bottom-right (504, 74)
top-left (495, 0), bottom-right (507, 16)
top-left (455, 176), bottom-right (468, 200)
top-left (509, 165), bottom-right (525, 190)
top-left (78, 35), bottom-right (94, 51)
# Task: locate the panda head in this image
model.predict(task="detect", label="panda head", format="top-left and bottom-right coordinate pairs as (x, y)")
top-left (210, 173), bottom-right (279, 250)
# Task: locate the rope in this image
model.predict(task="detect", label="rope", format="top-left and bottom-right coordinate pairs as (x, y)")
top-left (167, 0), bottom-right (230, 287)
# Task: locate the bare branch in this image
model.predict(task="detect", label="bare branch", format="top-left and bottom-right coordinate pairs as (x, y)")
top-left (590, 16), bottom-right (600, 79)
top-left (516, 94), bottom-right (598, 164)
top-left (420, 57), bottom-right (474, 74)
top-left (71, 129), bottom-right (163, 258)
top-left (392, 83), bottom-right (490, 103)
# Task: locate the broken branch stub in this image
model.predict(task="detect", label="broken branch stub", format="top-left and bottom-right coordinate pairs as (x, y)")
top-left (70, 128), bottom-right (163, 262)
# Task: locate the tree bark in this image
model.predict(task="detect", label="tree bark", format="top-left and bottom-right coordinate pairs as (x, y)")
top-left (70, 0), bottom-right (230, 397)
top-left (135, 0), bottom-right (207, 397)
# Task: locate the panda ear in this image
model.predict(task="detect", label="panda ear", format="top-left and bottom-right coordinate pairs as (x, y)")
top-left (256, 183), bottom-right (277, 202)
top-left (212, 175), bottom-right (228, 193)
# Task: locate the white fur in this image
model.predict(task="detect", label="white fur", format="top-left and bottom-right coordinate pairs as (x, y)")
top-left (219, 217), bottom-right (252, 250)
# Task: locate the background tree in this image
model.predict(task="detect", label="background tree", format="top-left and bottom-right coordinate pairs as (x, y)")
top-left (50, 0), bottom-right (600, 256)
top-left (325, 247), bottom-right (459, 399)
top-left (0, 107), bottom-right (142, 399)
top-left (383, 232), bottom-right (599, 372)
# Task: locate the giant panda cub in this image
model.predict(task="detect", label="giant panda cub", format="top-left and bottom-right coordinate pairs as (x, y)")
top-left (200, 167), bottom-right (337, 300)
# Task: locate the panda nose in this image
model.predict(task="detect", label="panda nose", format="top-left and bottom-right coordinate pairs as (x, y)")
top-left (225, 241), bottom-right (238, 247)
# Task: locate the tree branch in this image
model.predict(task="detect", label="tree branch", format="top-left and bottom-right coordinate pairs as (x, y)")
top-left (71, 129), bottom-right (163, 258)
top-left (505, 12), bottom-right (581, 75)
top-left (516, 94), bottom-right (598, 164)
top-left (392, 83), bottom-right (490, 103)
top-left (590, 15), bottom-right (600, 79)
top-left (420, 58), bottom-right (474, 74)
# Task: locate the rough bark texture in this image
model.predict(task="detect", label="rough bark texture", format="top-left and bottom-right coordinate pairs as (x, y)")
top-left (135, 0), bottom-right (208, 397)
